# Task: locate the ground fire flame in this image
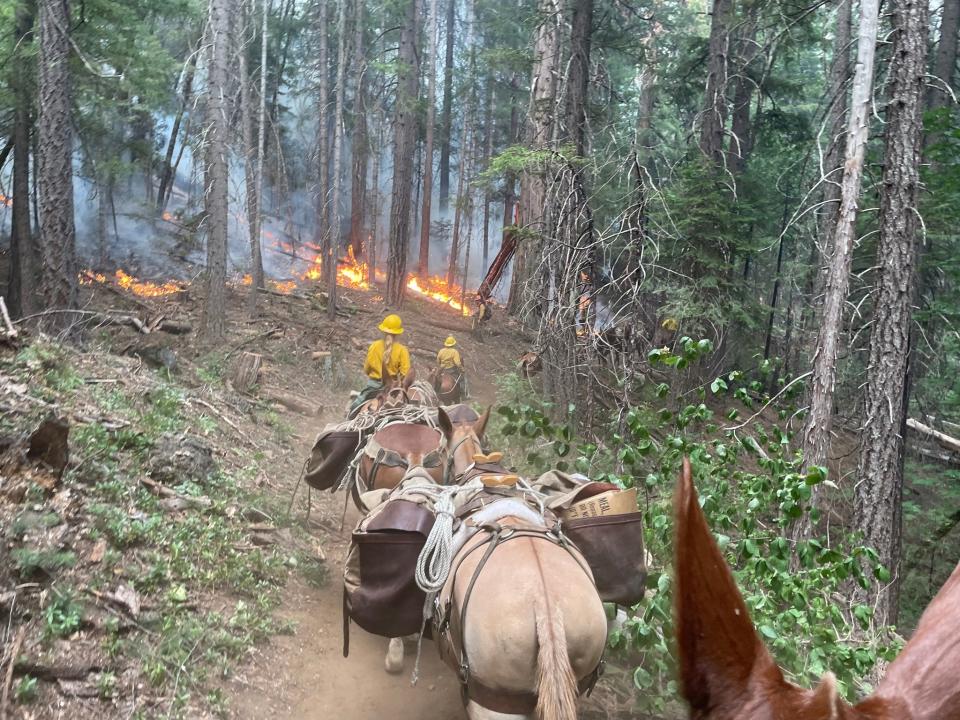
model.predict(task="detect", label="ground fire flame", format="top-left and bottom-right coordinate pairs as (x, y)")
top-left (80, 269), bottom-right (186, 298)
top-left (80, 245), bottom-right (474, 315)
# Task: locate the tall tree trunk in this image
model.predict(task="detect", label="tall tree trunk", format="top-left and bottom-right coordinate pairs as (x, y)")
top-left (368, 113), bottom-right (383, 284)
top-left (240, 0), bottom-right (267, 312)
top-left (349, 0), bottom-right (367, 260)
top-left (927, 0), bottom-right (958, 110)
top-left (157, 41), bottom-right (199, 213)
top-left (798, 0), bottom-right (880, 519)
top-left (438, 0), bottom-right (455, 211)
top-left (253, 0), bottom-right (269, 294)
top-left (418, 0), bottom-right (439, 276)
top-left (385, 0), bottom-right (421, 306)
top-left (201, 0), bottom-right (230, 341)
top-left (727, 12), bottom-right (758, 176)
top-left (446, 0), bottom-right (473, 287)
top-left (7, 0), bottom-right (36, 319)
top-left (500, 74), bottom-right (519, 267)
top-left (854, 0), bottom-right (928, 627)
top-left (508, 0), bottom-right (560, 314)
top-left (314, 0), bottom-right (330, 263)
top-left (699, 0), bottom-right (732, 166)
top-left (565, 0), bottom-right (593, 155)
top-left (481, 75), bottom-right (494, 270)
top-left (328, 0), bottom-right (349, 317)
top-left (37, 0), bottom-right (77, 318)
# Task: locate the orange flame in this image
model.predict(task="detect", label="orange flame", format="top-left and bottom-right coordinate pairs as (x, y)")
top-left (406, 275), bottom-right (472, 316)
top-left (79, 269), bottom-right (185, 298)
top-left (0, 193), bottom-right (12, 208)
top-left (161, 211), bottom-right (173, 222)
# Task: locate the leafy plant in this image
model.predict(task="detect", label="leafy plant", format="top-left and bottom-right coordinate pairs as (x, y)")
top-left (43, 588), bottom-right (84, 639)
top-left (493, 342), bottom-right (901, 712)
top-left (14, 676), bottom-right (38, 703)
top-left (11, 548), bottom-right (77, 578)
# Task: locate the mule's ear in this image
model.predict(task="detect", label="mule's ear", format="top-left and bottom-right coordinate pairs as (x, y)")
top-left (474, 405), bottom-right (492, 440)
top-left (403, 366), bottom-right (416, 389)
top-left (674, 457), bottom-right (778, 712)
top-left (857, 560), bottom-right (960, 719)
top-left (437, 407), bottom-right (455, 444)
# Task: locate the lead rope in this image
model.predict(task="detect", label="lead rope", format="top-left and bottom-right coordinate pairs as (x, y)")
top-left (409, 478), bottom-right (482, 685)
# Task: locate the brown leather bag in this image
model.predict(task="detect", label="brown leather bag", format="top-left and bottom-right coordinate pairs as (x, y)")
top-left (343, 499), bottom-right (436, 648)
top-left (304, 430), bottom-right (362, 491)
top-left (564, 511), bottom-right (648, 606)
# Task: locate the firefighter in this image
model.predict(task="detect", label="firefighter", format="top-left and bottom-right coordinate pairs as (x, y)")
top-left (436, 336), bottom-right (468, 397)
top-left (348, 314), bottom-right (411, 415)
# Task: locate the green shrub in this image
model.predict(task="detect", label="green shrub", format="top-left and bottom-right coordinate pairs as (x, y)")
top-left (494, 340), bottom-right (900, 713)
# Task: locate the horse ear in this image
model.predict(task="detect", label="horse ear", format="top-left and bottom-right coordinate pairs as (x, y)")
top-left (403, 366), bottom-right (416, 389)
top-left (474, 405), bottom-right (492, 440)
top-left (437, 407), bottom-right (455, 444)
top-left (673, 457), bottom-right (779, 713)
top-left (856, 560), bottom-right (960, 718)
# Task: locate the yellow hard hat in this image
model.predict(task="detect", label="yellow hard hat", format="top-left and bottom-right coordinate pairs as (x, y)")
top-left (661, 317), bottom-right (678, 332)
top-left (444, 336), bottom-right (456, 347)
top-left (378, 314), bottom-right (404, 335)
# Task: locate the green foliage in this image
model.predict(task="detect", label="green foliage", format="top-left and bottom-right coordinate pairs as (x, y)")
top-left (11, 547), bottom-right (77, 578)
top-left (14, 676), bottom-right (38, 704)
top-left (43, 588), bottom-right (84, 639)
top-left (493, 344), bottom-right (900, 712)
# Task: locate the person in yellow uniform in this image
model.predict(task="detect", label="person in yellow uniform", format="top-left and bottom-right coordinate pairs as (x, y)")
top-left (435, 336), bottom-right (468, 398)
top-left (349, 314), bottom-right (411, 416)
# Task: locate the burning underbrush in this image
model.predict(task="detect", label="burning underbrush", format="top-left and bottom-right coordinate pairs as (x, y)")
top-left (79, 243), bottom-right (475, 316)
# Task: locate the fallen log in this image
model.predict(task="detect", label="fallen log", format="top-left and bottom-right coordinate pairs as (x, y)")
top-left (0, 296), bottom-right (18, 342)
top-left (266, 391), bottom-right (317, 416)
top-left (906, 418), bottom-right (960, 454)
top-left (12, 661), bottom-right (102, 682)
top-left (906, 442), bottom-right (960, 467)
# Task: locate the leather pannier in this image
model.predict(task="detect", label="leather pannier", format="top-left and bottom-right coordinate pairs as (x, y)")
top-left (564, 511), bottom-right (647, 606)
top-left (304, 430), bottom-right (361, 491)
top-left (344, 499), bottom-right (436, 639)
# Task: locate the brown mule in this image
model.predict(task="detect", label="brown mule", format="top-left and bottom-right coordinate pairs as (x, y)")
top-left (429, 367), bottom-right (465, 405)
top-left (357, 422), bottom-right (446, 491)
top-left (674, 457), bottom-right (960, 720)
top-left (433, 408), bottom-right (607, 720)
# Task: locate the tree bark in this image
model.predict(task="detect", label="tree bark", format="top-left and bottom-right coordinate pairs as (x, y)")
top-left (438, 0), bottom-right (455, 211)
top-left (157, 40), bottom-right (199, 213)
top-left (385, 0), bottom-right (421, 305)
top-left (500, 74), bottom-right (520, 268)
top-left (201, 0), bottom-right (230, 341)
top-left (927, 0), bottom-right (958, 110)
top-left (368, 113), bottom-right (383, 284)
top-left (314, 0), bottom-right (330, 265)
top-left (446, 0), bottom-right (474, 287)
top-left (854, 0), bottom-right (928, 627)
top-left (253, 0), bottom-right (269, 296)
top-left (508, 0), bottom-right (560, 315)
top-left (418, 0), bottom-right (439, 276)
top-left (799, 0), bottom-right (880, 481)
top-left (481, 74), bottom-right (494, 270)
top-left (37, 0), bottom-right (77, 318)
top-left (348, 0), bottom-right (367, 260)
top-left (7, 0), bottom-right (36, 319)
top-left (328, 0), bottom-right (349, 317)
top-left (727, 11), bottom-right (758, 176)
top-left (699, 0), bottom-right (733, 167)
top-left (240, 0), bottom-right (268, 313)
top-left (565, 0), bottom-right (593, 156)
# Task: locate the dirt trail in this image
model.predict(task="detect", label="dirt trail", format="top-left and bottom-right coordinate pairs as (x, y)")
top-left (229, 306), bottom-right (522, 720)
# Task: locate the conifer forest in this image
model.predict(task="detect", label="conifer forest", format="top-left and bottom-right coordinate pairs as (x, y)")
top-left (0, 0), bottom-right (958, 717)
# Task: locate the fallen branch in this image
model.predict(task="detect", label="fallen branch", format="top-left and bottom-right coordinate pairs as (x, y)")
top-left (906, 443), bottom-right (960, 467)
top-left (1, 628), bottom-right (26, 720)
top-left (224, 327), bottom-right (282, 359)
top-left (188, 397), bottom-right (248, 440)
top-left (0, 297), bottom-right (17, 342)
top-left (907, 418), bottom-right (960, 454)
top-left (12, 661), bottom-right (102, 682)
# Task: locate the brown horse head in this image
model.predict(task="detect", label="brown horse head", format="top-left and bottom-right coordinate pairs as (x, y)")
top-left (358, 422), bottom-right (445, 491)
top-left (674, 458), bottom-right (960, 720)
top-left (437, 405), bottom-right (492, 481)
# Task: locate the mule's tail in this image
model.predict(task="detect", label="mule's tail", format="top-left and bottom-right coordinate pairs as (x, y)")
top-left (534, 597), bottom-right (578, 720)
